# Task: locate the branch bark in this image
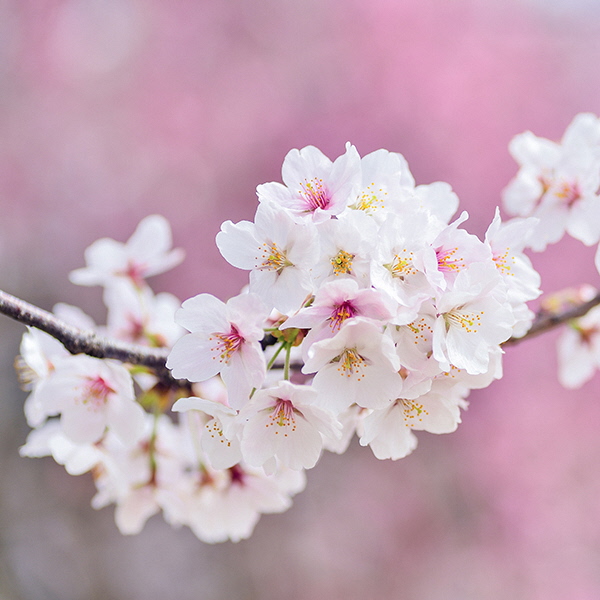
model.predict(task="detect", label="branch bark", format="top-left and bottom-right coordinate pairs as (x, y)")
top-left (0, 289), bottom-right (175, 384)
top-left (0, 287), bottom-right (599, 383)
top-left (503, 291), bottom-right (600, 346)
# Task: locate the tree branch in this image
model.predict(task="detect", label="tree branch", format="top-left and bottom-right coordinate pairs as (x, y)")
top-left (1, 286), bottom-right (600, 383)
top-left (503, 290), bottom-right (600, 346)
top-left (0, 289), bottom-right (176, 384)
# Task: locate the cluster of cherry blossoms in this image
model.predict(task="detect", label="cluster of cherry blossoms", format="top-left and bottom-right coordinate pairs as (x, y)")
top-left (14, 112), bottom-right (600, 543)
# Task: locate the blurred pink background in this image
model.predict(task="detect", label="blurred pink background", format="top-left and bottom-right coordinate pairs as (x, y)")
top-left (1, 0), bottom-right (600, 598)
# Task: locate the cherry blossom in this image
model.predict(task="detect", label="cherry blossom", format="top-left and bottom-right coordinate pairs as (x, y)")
top-left (239, 380), bottom-right (341, 472)
top-left (257, 143), bottom-right (361, 223)
top-left (70, 214), bottom-right (185, 288)
top-left (166, 292), bottom-right (269, 409)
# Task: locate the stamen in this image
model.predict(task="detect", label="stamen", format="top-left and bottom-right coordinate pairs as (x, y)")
top-left (329, 301), bottom-right (356, 332)
top-left (335, 348), bottom-right (367, 380)
top-left (299, 178), bottom-right (331, 211)
top-left (265, 399), bottom-right (297, 437)
top-left (385, 250), bottom-right (418, 279)
top-left (331, 249), bottom-right (354, 276)
top-left (209, 326), bottom-right (244, 364)
top-left (81, 376), bottom-right (114, 410)
top-left (436, 246), bottom-right (465, 273)
top-left (444, 308), bottom-right (484, 334)
top-left (258, 242), bottom-right (293, 273)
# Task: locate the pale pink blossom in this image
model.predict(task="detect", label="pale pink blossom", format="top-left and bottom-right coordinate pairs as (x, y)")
top-left (303, 318), bottom-right (403, 414)
top-left (257, 143), bottom-right (361, 223)
top-left (239, 381), bottom-right (341, 472)
top-left (70, 214), bottom-right (185, 288)
top-left (216, 202), bottom-right (319, 314)
top-left (167, 292), bottom-right (268, 409)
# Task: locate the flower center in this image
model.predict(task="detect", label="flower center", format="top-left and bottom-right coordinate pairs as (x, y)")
top-left (444, 308), bottom-right (484, 333)
top-left (336, 348), bottom-right (367, 380)
top-left (400, 399), bottom-right (429, 427)
top-left (259, 242), bottom-right (293, 273)
top-left (352, 183), bottom-right (386, 213)
top-left (436, 246), bottom-right (465, 273)
top-left (267, 399), bottom-right (297, 436)
top-left (299, 178), bottom-right (331, 211)
top-left (81, 376), bottom-right (114, 410)
top-left (554, 180), bottom-right (581, 207)
top-left (210, 326), bottom-right (244, 363)
top-left (386, 250), bottom-right (418, 279)
top-left (331, 249), bottom-right (354, 276)
top-left (492, 248), bottom-right (514, 276)
top-left (329, 301), bottom-right (356, 332)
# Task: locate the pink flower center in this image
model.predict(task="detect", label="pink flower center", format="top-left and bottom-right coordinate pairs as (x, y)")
top-left (210, 326), bottom-right (244, 364)
top-left (299, 178), bottom-right (331, 212)
top-left (329, 301), bottom-right (356, 332)
top-left (554, 180), bottom-right (581, 207)
top-left (82, 376), bottom-right (114, 410)
top-left (436, 246), bottom-right (465, 273)
top-left (119, 260), bottom-right (147, 287)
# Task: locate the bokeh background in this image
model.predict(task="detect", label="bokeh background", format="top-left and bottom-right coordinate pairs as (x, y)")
top-left (1, 0), bottom-right (600, 598)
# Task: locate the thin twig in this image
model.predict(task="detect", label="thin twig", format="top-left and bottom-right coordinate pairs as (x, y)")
top-left (503, 291), bottom-right (600, 346)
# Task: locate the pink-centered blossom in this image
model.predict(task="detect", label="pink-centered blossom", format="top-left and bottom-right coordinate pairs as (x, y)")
top-left (303, 318), bottom-right (403, 414)
top-left (166, 292), bottom-right (269, 409)
top-left (240, 381), bottom-right (341, 472)
top-left (257, 143), bottom-right (361, 223)
top-left (70, 215), bottom-right (185, 288)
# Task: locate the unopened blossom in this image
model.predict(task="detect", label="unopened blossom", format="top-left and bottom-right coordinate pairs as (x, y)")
top-left (70, 215), bottom-right (185, 288)
top-left (33, 354), bottom-right (145, 445)
top-left (432, 262), bottom-right (515, 375)
top-left (503, 113), bottom-right (600, 250)
top-left (257, 143), bottom-right (361, 223)
top-left (216, 202), bottom-right (319, 314)
top-left (303, 318), bottom-right (403, 414)
top-left (167, 293), bottom-right (268, 409)
top-left (240, 381), bottom-right (341, 472)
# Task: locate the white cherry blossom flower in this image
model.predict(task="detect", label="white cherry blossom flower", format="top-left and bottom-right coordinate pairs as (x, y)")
top-left (310, 211), bottom-right (376, 287)
top-left (257, 143), bottom-right (361, 223)
top-left (432, 262), bottom-right (515, 375)
top-left (167, 292), bottom-right (268, 409)
top-left (557, 305), bottom-right (600, 389)
top-left (172, 396), bottom-right (242, 470)
top-left (104, 279), bottom-right (183, 347)
top-left (485, 208), bottom-right (541, 337)
top-left (239, 381), bottom-right (341, 471)
top-left (70, 215), bottom-right (185, 288)
top-left (359, 380), bottom-right (464, 460)
top-left (503, 113), bottom-right (600, 250)
top-left (303, 319), bottom-right (403, 414)
top-left (216, 202), bottom-right (319, 314)
top-left (282, 278), bottom-right (395, 357)
top-left (33, 354), bottom-right (145, 445)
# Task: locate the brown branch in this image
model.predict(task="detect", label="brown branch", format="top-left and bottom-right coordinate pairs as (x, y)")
top-left (1, 286), bottom-right (600, 382)
top-left (0, 289), bottom-right (178, 385)
top-left (503, 291), bottom-right (600, 346)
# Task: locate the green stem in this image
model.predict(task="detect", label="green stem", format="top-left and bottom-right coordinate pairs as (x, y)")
top-left (266, 342), bottom-right (286, 370)
top-left (284, 343), bottom-right (292, 380)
